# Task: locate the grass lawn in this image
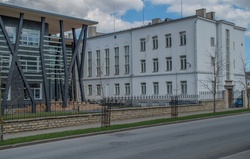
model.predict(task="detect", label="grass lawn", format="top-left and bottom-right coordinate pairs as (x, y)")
top-left (0, 109), bottom-right (249, 147)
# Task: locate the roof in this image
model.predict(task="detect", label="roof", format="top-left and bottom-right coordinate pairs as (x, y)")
top-left (0, 2), bottom-right (98, 34)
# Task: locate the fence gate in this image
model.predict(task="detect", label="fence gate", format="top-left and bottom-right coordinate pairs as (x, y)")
top-left (171, 96), bottom-right (178, 118)
top-left (101, 99), bottom-right (111, 127)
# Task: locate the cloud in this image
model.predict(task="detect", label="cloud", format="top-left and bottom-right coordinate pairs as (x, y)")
top-left (150, 0), bottom-right (250, 36)
top-left (0, 0), bottom-right (144, 33)
top-left (1, 0), bottom-right (250, 36)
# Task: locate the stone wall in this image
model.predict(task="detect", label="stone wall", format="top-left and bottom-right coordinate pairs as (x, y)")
top-left (3, 100), bottom-right (226, 134)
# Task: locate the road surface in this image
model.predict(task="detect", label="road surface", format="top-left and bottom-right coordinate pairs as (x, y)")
top-left (1, 113), bottom-right (250, 159)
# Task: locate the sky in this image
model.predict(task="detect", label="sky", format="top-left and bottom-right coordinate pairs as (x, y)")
top-left (1, 0), bottom-right (250, 56)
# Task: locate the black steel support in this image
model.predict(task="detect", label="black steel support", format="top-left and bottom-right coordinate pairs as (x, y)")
top-left (60, 20), bottom-right (68, 108)
top-left (80, 25), bottom-right (88, 102)
top-left (39, 17), bottom-right (51, 112)
top-left (0, 14), bottom-right (36, 113)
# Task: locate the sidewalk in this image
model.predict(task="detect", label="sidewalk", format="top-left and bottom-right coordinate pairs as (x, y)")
top-left (3, 108), bottom-right (235, 140)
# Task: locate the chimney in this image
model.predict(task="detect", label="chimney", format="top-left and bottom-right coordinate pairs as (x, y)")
top-left (196, 8), bottom-right (206, 17)
top-left (88, 26), bottom-right (97, 38)
top-left (152, 18), bottom-right (162, 24)
top-left (206, 12), bottom-right (215, 20)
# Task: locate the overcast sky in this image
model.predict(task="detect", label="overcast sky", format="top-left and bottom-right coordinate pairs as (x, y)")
top-left (1, 0), bottom-right (250, 53)
top-left (1, 0), bottom-right (250, 33)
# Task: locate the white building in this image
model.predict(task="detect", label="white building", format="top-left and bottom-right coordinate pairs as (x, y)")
top-left (83, 9), bottom-right (246, 102)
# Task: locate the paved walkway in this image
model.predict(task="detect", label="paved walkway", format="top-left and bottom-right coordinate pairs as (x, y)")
top-left (3, 108), bottom-right (237, 140)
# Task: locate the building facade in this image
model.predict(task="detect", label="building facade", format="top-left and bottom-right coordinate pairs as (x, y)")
top-left (83, 9), bottom-right (246, 105)
top-left (0, 3), bottom-right (97, 112)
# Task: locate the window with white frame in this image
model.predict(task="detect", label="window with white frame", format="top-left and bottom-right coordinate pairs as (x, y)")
top-left (210, 37), bottom-right (215, 47)
top-left (87, 51), bottom-right (92, 77)
top-left (24, 83), bottom-right (42, 100)
top-left (165, 34), bottom-right (172, 47)
top-left (180, 55), bottom-right (187, 70)
top-left (152, 36), bottom-right (158, 49)
top-left (124, 45), bottom-right (130, 74)
top-left (96, 50), bottom-right (101, 77)
top-left (105, 49), bottom-right (110, 76)
top-left (141, 59), bottom-right (146, 73)
top-left (141, 82), bottom-right (146, 95)
top-left (114, 84), bottom-right (120, 95)
top-left (181, 81), bottom-right (187, 94)
top-left (166, 82), bottom-right (172, 95)
top-left (153, 58), bottom-right (158, 72)
top-left (166, 57), bottom-right (172, 71)
top-left (153, 82), bottom-right (159, 95)
top-left (88, 85), bottom-right (92, 96)
top-left (21, 29), bottom-right (40, 46)
top-left (140, 38), bottom-right (146, 51)
top-left (96, 84), bottom-right (101, 96)
top-left (5, 26), bottom-right (16, 43)
top-left (114, 47), bottom-right (119, 75)
top-left (1, 84), bottom-right (11, 100)
top-left (20, 56), bottom-right (40, 73)
top-left (125, 83), bottom-right (130, 95)
top-left (179, 31), bottom-right (186, 45)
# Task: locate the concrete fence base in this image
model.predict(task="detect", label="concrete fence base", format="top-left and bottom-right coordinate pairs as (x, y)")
top-left (3, 100), bottom-right (225, 134)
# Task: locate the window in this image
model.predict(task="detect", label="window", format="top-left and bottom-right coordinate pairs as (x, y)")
top-left (211, 56), bottom-right (215, 66)
top-left (140, 38), bottom-right (146, 51)
top-left (124, 46), bottom-right (130, 74)
top-left (21, 29), bottom-right (40, 46)
top-left (88, 85), bottom-right (92, 96)
top-left (105, 49), bottom-right (110, 76)
top-left (24, 83), bottom-right (42, 100)
top-left (5, 26), bottom-right (16, 43)
top-left (180, 55), bottom-right (187, 70)
top-left (181, 81), bottom-right (187, 94)
top-left (96, 84), bottom-right (101, 96)
top-left (152, 36), bottom-right (158, 49)
top-left (141, 59), bottom-right (146, 73)
top-left (179, 31), bottom-right (186, 45)
top-left (1, 84), bottom-right (11, 100)
top-left (166, 82), bottom-right (172, 95)
top-left (166, 57), bottom-right (172, 71)
top-left (165, 34), bottom-right (172, 47)
top-left (210, 37), bottom-right (215, 47)
top-left (141, 83), bottom-right (146, 95)
top-left (115, 84), bottom-right (120, 95)
top-left (153, 58), bottom-right (158, 72)
top-left (87, 51), bottom-right (92, 77)
top-left (114, 47), bottom-right (119, 75)
top-left (125, 83), bottom-right (130, 95)
top-left (20, 56), bottom-right (40, 73)
top-left (96, 50), bottom-right (101, 77)
top-left (153, 82), bottom-right (159, 95)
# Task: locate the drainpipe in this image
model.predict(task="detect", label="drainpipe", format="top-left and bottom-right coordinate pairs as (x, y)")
top-left (194, 18), bottom-right (198, 95)
top-left (130, 30), bottom-right (133, 97)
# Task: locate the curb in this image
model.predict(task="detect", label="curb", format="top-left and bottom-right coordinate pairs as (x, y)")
top-left (0, 111), bottom-right (249, 150)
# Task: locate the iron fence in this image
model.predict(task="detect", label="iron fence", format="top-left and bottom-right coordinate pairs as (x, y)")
top-left (3, 91), bottom-right (226, 120)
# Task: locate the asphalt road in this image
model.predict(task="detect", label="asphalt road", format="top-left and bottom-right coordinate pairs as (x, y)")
top-left (1, 114), bottom-right (250, 159)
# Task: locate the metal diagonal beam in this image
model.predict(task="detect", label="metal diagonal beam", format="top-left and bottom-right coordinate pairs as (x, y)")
top-left (39, 17), bottom-right (51, 112)
top-left (72, 28), bottom-right (81, 73)
top-left (68, 25), bottom-right (86, 72)
top-left (0, 14), bottom-right (36, 112)
top-left (79, 25), bottom-right (88, 102)
top-left (60, 20), bottom-right (68, 108)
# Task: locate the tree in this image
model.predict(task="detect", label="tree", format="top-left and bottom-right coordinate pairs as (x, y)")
top-left (199, 47), bottom-right (226, 113)
top-left (236, 55), bottom-right (250, 109)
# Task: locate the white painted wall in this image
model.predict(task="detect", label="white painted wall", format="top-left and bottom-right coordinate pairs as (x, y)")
top-left (83, 15), bottom-right (246, 100)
